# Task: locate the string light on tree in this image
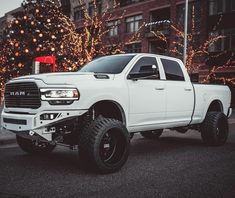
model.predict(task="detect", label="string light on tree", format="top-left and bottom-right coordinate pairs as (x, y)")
top-left (150, 6), bottom-right (228, 76)
top-left (0, 0), bottom-right (141, 100)
top-left (0, 0), bottom-right (83, 92)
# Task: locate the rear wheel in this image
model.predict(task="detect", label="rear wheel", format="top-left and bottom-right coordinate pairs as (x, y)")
top-left (140, 129), bottom-right (163, 139)
top-left (16, 135), bottom-right (56, 154)
top-left (201, 111), bottom-right (229, 146)
top-left (79, 116), bottom-right (130, 174)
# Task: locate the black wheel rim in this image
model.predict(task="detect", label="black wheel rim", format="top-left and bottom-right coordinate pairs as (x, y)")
top-left (100, 131), bottom-right (117, 162)
top-left (99, 128), bottom-right (127, 165)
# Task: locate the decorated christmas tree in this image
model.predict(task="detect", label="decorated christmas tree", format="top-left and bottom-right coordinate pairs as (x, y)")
top-left (1, 0), bottom-right (81, 80)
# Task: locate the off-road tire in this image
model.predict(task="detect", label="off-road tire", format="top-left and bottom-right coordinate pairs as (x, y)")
top-left (201, 111), bottom-right (229, 146)
top-left (79, 116), bottom-right (130, 174)
top-left (129, 133), bottom-right (134, 140)
top-left (140, 129), bottom-right (163, 139)
top-left (16, 135), bottom-right (56, 154)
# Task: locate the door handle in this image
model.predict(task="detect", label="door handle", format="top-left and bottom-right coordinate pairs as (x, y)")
top-left (155, 87), bottom-right (165, 90)
top-left (184, 88), bottom-right (192, 91)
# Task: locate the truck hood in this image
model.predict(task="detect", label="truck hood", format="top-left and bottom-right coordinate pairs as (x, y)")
top-left (11, 72), bottom-right (115, 85)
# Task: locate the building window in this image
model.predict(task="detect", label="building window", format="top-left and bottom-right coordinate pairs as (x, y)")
top-left (88, 0), bottom-right (102, 16)
top-left (126, 43), bottom-right (141, 53)
top-left (149, 7), bottom-right (170, 33)
top-left (209, 28), bottom-right (235, 52)
top-left (74, 5), bottom-right (84, 21)
top-left (177, 1), bottom-right (201, 33)
top-left (120, 0), bottom-right (144, 7)
top-left (107, 20), bottom-right (119, 37)
top-left (88, 3), bottom-right (94, 16)
top-left (126, 15), bottom-right (142, 33)
top-left (209, 0), bottom-right (235, 15)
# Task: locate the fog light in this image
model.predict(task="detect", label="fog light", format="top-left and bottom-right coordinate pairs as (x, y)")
top-left (40, 113), bottom-right (58, 120)
top-left (48, 100), bottom-right (74, 105)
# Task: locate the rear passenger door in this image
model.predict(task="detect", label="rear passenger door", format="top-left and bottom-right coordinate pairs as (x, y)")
top-left (160, 58), bottom-right (194, 126)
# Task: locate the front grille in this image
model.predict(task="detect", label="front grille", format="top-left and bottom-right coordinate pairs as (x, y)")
top-left (5, 82), bottom-right (41, 109)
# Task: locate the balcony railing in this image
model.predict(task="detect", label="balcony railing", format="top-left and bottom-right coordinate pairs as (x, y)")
top-left (145, 21), bottom-right (170, 38)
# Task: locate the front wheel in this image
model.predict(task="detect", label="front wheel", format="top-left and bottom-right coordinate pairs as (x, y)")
top-left (79, 116), bottom-right (130, 174)
top-left (200, 111), bottom-right (229, 146)
top-left (140, 129), bottom-right (163, 139)
top-left (16, 135), bottom-right (56, 154)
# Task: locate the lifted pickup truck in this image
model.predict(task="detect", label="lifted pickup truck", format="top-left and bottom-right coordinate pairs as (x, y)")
top-left (1, 53), bottom-right (232, 173)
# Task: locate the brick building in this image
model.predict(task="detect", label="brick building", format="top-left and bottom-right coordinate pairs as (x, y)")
top-left (0, 7), bottom-right (23, 40)
top-left (71, 0), bottom-right (235, 105)
top-left (71, 0), bottom-right (235, 79)
top-left (0, 0), bottom-right (234, 104)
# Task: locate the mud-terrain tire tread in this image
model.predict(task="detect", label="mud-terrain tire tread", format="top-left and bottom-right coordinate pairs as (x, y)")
top-left (201, 111), bottom-right (228, 146)
top-left (79, 116), bottom-right (130, 173)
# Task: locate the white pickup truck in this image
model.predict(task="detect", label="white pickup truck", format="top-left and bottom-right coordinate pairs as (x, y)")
top-left (1, 53), bottom-right (232, 173)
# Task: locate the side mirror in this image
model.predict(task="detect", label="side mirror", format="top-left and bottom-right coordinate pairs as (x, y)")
top-left (152, 64), bottom-right (157, 72)
top-left (128, 65), bottom-right (158, 80)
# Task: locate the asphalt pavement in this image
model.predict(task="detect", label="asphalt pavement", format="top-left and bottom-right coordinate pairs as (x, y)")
top-left (0, 107), bottom-right (235, 198)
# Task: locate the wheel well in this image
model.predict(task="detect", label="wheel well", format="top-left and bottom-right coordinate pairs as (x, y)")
top-left (207, 100), bottom-right (223, 113)
top-left (91, 100), bottom-right (126, 125)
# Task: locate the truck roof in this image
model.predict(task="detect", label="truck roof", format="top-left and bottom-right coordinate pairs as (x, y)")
top-left (108, 53), bottom-right (182, 62)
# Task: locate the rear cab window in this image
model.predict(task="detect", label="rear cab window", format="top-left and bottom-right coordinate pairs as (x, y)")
top-left (161, 58), bottom-right (185, 81)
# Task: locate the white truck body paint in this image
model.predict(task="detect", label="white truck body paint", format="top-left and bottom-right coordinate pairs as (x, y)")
top-left (1, 53), bottom-right (231, 141)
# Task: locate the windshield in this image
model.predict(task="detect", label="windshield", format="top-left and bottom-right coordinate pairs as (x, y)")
top-left (79, 55), bottom-right (135, 74)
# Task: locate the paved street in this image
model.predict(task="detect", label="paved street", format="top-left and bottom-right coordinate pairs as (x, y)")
top-left (0, 122), bottom-right (235, 198)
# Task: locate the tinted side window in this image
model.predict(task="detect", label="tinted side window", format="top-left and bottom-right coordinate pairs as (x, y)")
top-left (161, 59), bottom-right (185, 81)
top-left (130, 57), bottom-right (160, 80)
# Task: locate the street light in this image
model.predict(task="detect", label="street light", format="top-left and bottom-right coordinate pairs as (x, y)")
top-left (183, 0), bottom-right (189, 65)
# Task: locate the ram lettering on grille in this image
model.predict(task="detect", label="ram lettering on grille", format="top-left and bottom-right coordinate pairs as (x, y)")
top-left (5, 82), bottom-right (41, 109)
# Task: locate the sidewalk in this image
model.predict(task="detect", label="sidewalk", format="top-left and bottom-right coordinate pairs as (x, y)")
top-left (0, 129), bottom-right (16, 145)
top-left (0, 107), bottom-right (235, 146)
top-left (0, 107), bottom-right (16, 145)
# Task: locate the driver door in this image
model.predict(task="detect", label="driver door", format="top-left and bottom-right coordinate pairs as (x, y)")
top-left (127, 56), bottom-right (166, 131)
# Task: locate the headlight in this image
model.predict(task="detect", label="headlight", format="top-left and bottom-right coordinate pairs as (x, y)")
top-left (40, 88), bottom-right (80, 101)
